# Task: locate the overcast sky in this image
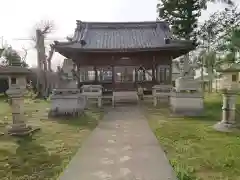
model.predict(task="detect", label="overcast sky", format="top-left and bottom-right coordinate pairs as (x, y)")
top-left (0, 0), bottom-right (238, 70)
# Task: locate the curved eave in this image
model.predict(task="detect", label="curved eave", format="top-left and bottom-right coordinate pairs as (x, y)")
top-left (55, 44), bottom-right (195, 59)
top-left (55, 46), bottom-right (195, 52)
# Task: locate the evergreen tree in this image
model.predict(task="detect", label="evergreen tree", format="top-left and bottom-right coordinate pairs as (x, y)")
top-left (158, 0), bottom-right (203, 41)
top-left (0, 47), bottom-right (28, 67)
top-left (198, 6), bottom-right (240, 51)
top-left (157, 0), bottom-right (234, 40)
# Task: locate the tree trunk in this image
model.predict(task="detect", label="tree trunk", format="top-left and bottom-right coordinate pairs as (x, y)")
top-left (35, 30), bottom-right (48, 98)
top-left (208, 67), bottom-right (214, 93)
top-left (201, 60), bottom-right (204, 92)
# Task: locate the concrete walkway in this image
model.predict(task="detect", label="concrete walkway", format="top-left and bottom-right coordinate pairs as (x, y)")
top-left (59, 106), bottom-right (177, 180)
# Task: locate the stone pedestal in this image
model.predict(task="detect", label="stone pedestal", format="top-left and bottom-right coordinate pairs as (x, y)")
top-left (152, 85), bottom-right (172, 107)
top-left (213, 92), bottom-right (238, 132)
top-left (170, 91), bottom-right (204, 116)
top-left (81, 85), bottom-right (103, 107)
top-left (49, 89), bottom-right (86, 117)
top-left (170, 76), bottom-right (204, 116)
top-left (6, 85), bottom-right (38, 136)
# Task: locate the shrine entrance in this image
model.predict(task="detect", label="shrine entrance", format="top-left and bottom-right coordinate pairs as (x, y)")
top-left (78, 64), bottom-right (156, 94)
top-left (114, 66), bottom-right (154, 91)
top-left (114, 66), bottom-right (137, 91)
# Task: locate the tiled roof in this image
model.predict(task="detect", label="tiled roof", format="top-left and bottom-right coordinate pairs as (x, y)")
top-left (54, 21), bottom-right (195, 52)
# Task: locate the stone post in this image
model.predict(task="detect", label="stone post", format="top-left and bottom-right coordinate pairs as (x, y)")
top-left (213, 91), bottom-right (238, 132)
top-left (6, 85), bottom-right (37, 136)
top-left (228, 93), bottom-right (237, 124)
top-left (98, 96), bottom-right (102, 108)
top-left (221, 93), bottom-right (228, 122)
top-left (153, 96), bottom-right (157, 107)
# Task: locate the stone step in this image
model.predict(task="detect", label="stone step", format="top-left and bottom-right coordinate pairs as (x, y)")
top-left (113, 91), bottom-right (138, 103)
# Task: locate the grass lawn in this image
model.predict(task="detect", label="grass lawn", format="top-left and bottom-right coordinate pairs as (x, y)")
top-left (0, 98), bottom-right (104, 180)
top-left (145, 93), bottom-right (240, 180)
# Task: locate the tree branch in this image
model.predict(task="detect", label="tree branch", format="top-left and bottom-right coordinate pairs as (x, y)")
top-left (35, 20), bottom-right (55, 35)
top-left (21, 47), bottom-right (28, 62)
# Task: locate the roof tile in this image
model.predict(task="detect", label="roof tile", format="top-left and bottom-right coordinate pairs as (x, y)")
top-left (74, 21), bottom-right (169, 49)
top-left (55, 21), bottom-right (195, 52)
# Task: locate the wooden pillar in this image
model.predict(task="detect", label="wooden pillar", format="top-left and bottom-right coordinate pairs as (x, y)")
top-left (84, 67), bottom-right (88, 81)
top-left (76, 63), bottom-right (81, 89)
top-left (156, 64), bottom-right (159, 83)
top-left (111, 56), bottom-right (116, 91)
top-left (112, 56), bottom-right (115, 91)
top-left (164, 68), bottom-right (167, 84)
top-left (152, 56), bottom-right (156, 83)
top-left (142, 65), bottom-right (146, 81)
top-left (111, 56), bottom-right (115, 107)
top-left (94, 66), bottom-right (98, 83)
top-left (134, 68), bottom-right (138, 82)
top-left (169, 56), bottom-right (173, 85)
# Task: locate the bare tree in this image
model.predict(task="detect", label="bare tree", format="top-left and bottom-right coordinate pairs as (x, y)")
top-left (46, 44), bottom-right (55, 72)
top-left (33, 20), bottom-right (55, 98)
top-left (35, 20), bottom-right (55, 35)
top-left (21, 47), bottom-right (28, 61)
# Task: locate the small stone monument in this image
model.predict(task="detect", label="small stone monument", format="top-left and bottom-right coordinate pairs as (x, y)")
top-left (170, 58), bottom-right (204, 116)
top-left (49, 60), bottom-right (86, 117)
top-left (0, 66), bottom-right (39, 136)
top-left (81, 85), bottom-right (103, 107)
top-left (152, 85), bottom-right (172, 106)
top-left (213, 63), bottom-right (240, 132)
top-left (137, 85), bottom-right (144, 100)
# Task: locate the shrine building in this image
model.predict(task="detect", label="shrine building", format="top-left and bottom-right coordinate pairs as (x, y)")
top-left (54, 20), bottom-right (195, 95)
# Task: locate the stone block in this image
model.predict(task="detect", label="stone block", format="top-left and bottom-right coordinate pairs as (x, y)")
top-left (49, 89), bottom-right (87, 117)
top-left (112, 91), bottom-right (138, 107)
top-left (170, 92), bottom-right (204, 116)
top-left (175, 77), bottom-right (200, 91)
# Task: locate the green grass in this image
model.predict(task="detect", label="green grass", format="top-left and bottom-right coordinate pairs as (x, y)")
top-left (145, 93), bottom-right (240, 180)
top-left (0, 99), bottom-right (104, 180)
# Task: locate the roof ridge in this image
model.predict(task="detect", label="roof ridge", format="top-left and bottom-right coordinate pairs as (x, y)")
top-left (74, 20), bottom-right (168, 29)
top-left (76, 20), bottom-right (167, 24)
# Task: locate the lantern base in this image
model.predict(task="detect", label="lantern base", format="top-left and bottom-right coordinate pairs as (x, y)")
top-left (213, 121), bottom-right (237, 132)
top-left (170, 91), bottom-right (204, 117)
top-left (7, 124), bottom-right (40, 136)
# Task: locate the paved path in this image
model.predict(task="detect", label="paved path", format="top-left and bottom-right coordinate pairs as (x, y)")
top-left (59, 106), bottom-right (177, 180)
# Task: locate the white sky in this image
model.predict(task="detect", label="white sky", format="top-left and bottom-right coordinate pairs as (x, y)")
top-left (0, 0), bottom-right (238, 70)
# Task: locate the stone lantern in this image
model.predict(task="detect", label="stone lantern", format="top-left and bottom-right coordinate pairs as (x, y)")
top-left (49, 59), bottom-right (87, 117)
top-left (170, 58), bottom-right (204, 116)
top-left (0, 66), bottom-right (39, 136)
top-left (213, 63), bottom-right (240, 132)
